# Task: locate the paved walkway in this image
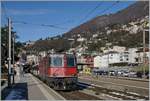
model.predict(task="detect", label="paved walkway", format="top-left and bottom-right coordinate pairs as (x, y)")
top-left (1, 73), bottom-right (65, 100)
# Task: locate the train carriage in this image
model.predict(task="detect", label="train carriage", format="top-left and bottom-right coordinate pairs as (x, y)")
top-left (38, 53), bottom-right (78, 90)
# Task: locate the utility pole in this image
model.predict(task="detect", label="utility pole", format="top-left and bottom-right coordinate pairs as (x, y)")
top-left (7, 18), bottom-right (11, 87)
top-left (143, 29), bottom-right (149, 77)
top-left (12, 32), bottom-right (15, 84)
top-left (143, 29), bottom-right (146, 77)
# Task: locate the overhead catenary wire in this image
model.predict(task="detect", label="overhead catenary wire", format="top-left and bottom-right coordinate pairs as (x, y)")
top-left (53, 20), bottom-right (75, 26)
top-left (98, 1), bottom-right (120, 15)
top-left (12, 21), bottom-right (68, 30)
top-left (1, 2), bottom-right (9, 20)
top-left (68, 1), bottom-right (120, 31)
top-left (80, 1), bottom-right (120, 24)
top-left (2, 1), bottom-right (120, 32)
top-left (79, 2), bottom-right (103, 23)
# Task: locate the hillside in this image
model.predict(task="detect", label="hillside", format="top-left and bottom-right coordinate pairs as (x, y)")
top-left (65, 1), bottom-right (149, 35)
top-left (26, 1), bottom-right (149, 53)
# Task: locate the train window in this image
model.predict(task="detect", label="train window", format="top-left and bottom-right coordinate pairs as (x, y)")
top-left (51, 56), bottom-right (63, 67)
top-left (66, 55), bottom-right (75, 67)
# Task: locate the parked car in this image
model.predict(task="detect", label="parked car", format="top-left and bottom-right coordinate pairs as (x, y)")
top-left (92, 69), bottom-right (108, 76)
top-left (117, 71), bottom-right (123, 76)
top-left (136, 71), bottom-right (142, 78)
top-left (122, 71), bottom-right (129, 77)
top-left (109, 71), bottom-right (115, 76)
top-left (128, 72), bottom-right (137, 78)
top-left (103, 71), bottom-right (109, 75)
top-left (145, 72), bottom-right (149, 79)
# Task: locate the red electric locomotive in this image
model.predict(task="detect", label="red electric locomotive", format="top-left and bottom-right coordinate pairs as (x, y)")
top-left (38, 53), bottom-right (78, 90)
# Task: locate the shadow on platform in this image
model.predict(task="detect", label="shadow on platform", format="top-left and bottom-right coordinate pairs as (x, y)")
top-left (1, 82), bottom-right (28, 100)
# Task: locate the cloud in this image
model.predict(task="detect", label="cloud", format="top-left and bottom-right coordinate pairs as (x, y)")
top-left (8, 9), bottom-right (54, 15)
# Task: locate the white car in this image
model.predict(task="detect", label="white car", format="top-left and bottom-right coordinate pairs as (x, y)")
top-left (128, 72), bottom-right (137, 78)
top-left (122, 71), bottom-right (129, 77)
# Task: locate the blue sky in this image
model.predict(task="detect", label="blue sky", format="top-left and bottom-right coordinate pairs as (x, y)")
top-left (1, 1), bottom-right (136, 42)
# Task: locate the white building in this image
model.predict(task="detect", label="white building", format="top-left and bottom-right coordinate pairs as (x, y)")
top-left (94, 51), bottom-right (129, 69)
top-left (128, 48), bottom-right (138, 64)
top-left (94, 56), bottom-right (101, 68)
top-left (77, 37), bottom-right (86, 42)
top-left (92, 34), bottom-right (98, 38)
top-left (103, 46), bottom-right (126, 53)
top-left (27, 54), bottom-right (39, 65)
top-left (111, 46), bottom-right (126, 52)
top-left (25, 40), bottom-right (35, 47)
top-left (135, 51), bottom-right (149, 64)
top-left (39, 51), bottom-right (47, 57)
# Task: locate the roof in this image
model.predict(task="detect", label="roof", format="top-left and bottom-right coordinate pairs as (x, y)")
top-left (136, 47), bottom-right (149, 53)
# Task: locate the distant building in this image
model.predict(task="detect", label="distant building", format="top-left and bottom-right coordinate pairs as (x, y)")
top-left (77, 55), bottom-right (93, 74)
top-left (39, 51), bottom-right (47, 57)
top-left (135, 48), bottom-right (149, 64)
top-left (103, 46), bottom-right (126, 53)
top-left (111, 46), bottom-right (126, 52)
top-left (94, 56), bottom-right (101, 68)
top-left (25, 40), bottom-right (35, 47)
top-left (77, 37), bottom-right (86, 42)
top-left (27, 54), bottom-right (39, 65)
top-left (128, 48), bottom-right (138, 65)
top-left (93, 51), bottom-right (129, 69)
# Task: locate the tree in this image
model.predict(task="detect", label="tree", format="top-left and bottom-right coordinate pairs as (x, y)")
top-left (1, 26), bottom-right (23, 66)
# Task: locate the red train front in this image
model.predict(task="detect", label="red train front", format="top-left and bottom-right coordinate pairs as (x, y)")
top-left (38, 53), bottom-right (78, 90)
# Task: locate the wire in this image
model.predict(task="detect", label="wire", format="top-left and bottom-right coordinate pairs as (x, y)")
top-left (69, 1), bottom-right (119, 31)
top-left (98, 1), bottom-right (120, 15)
top-left (54, 20), bottom-right (74, 26)
top-left (79, 2), bottom-right (103, 23)
top-left (1, 2), bottom-right (9, 19)
top-left (12, 21), bottom-right (68, 30)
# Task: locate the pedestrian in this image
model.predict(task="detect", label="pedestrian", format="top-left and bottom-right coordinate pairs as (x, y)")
top-left (20, 64), bottom-right (24, 77)
top-left (14, 64), bottom-right (17, 76)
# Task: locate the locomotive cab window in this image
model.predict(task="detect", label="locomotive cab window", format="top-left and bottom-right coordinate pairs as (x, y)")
top-left (66, 55), bottom-right (76, 67)
top-left (50, 56), bottom-right (63, 67)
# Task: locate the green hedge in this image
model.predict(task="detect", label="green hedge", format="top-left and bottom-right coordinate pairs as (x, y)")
top-left (131, 65), bottom-right (149, 73)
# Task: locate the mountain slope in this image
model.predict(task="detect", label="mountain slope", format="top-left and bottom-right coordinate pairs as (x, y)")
top-left (65, 1), bottom-right (149, 34)
top-left (26, 1), bottom-right (149, 52)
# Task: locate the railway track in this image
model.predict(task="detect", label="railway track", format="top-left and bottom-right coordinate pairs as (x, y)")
top-left (32, 74), bottom-right (101, 100)
top-left (79, 76), bottom-right (149, 97)
top-left (77, 82), bottom-right (149, 100)
top-left (58, 90), bottom-right (101, 100)
top-left (32, 74), bottom-right (149, 100)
